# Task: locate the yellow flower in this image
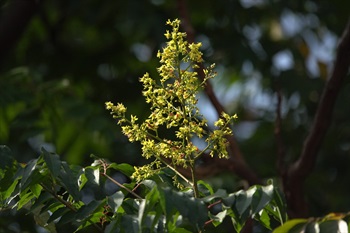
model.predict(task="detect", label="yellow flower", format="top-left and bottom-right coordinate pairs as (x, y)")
top-left (106, 19), bottom-right (238, 185)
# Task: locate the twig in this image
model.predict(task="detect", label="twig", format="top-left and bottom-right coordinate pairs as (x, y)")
top-left (207, 200), bottom-right (222, 209)
top-left (40, 183), bottom-right (104, 232)
top-left (101, 173), bottom-right (142, 199)
top-left (286, 19), bottom-right (350, 217)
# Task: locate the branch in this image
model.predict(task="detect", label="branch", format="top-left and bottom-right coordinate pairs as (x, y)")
top-left (286, 19), bottom-right (350, 217)
top-left (177, 0), bottom-right (261, 185)
top-left (101, 173), bottom-right (143, 199)
top-left (0, 0), bottom-right (39, 64)
top-left (40, 182), bottom-right (104, 232)
top-left (274, 84), bottom-right (286, 176)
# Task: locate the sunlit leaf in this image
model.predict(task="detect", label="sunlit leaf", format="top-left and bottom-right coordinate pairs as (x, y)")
top-left (273, 219), bottom-right (308, 233)
top-left (108, 191), bottom-right (124, 212)
top-left (235, 186), bottom-right (256, 216)
top-left (257, 209), bottom-right (271, 230)
top-left (197, 180), bottom-right (214, 196)
top-left (209, 209), bottom-right (227, 226)
top-left (319, 220), bottom-right (348, 233)
top-left (109, 163), bottom-right (135, 177)
top-left (17, 191), bottom-right (35, 210)
top-left (20, 159), bottom-right (38, 191)
top-left (251, 185), bottom-right (273, 215)
top-left (30, 183), bottom-right (42, 198)
top-left (75, 200), bottom-right (103, 221)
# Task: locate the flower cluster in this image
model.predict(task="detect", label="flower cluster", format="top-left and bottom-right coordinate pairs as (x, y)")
top-left (106, 19), bottom-right (237, 185)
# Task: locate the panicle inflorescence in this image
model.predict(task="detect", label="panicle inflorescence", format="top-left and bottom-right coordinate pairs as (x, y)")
top-left (105, 19), bottom-right (237, 185)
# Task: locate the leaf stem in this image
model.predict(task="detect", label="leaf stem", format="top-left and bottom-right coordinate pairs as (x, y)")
top-left (190, 164), bottom-right (199, 198)
top-left (155, 155), bottom-right (193, 186)
top-left (101, 173), bottom-right (142, 199)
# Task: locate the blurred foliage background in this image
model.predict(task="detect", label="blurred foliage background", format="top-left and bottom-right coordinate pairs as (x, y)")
top-left (1, 0), bottom-right (350, 232)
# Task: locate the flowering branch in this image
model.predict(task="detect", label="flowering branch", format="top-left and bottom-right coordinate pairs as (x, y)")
top-left (106, 19), bottom-right (237, 197)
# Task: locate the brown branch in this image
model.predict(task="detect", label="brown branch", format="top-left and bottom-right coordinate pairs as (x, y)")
top-left (177, 0), bottom-right (261, 185)
top-left (274, 85), bottom-right (286, 176)
top-left (286, 19), bottom-right (350, 217)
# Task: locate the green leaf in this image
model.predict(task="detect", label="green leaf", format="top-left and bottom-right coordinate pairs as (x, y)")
top-left (30, 183), bottom-right (42, 198)
top-left (319, 220), bottom-right (348, 233)
top-left (172, 228), bottom-right (192, 233)
top-left (197, 180), bottom-right (214, 196)
top-left (42, 148), bottom-right (61, 177)
top-left (121, 215), bottom-right (139, 233)
top-left (272, 183), bottom-right (288, 223)
top-left (75, 214), bottom-right (101, 233)
top-left (29, 192), bottom-right (52, 212)
top-left (122, 198), bottom-right (139, 215)
top-left (20, 159), bottom-right (38, 191)
top-left (230, 213), bottom-right (245, 233)
top-left (78, 171), bottom-right (88, 190)
top-left (144, 185), bottom-right (163, 228)
top-left (17, 191), bottom-right (35, 210)
top-left (58, 211), bottom-right (77, 225)
top-left (304, 221), bottom-right (320, 233)
top-left (40, 201), bottom-right (64, 214)
top-left (222, 193), bottom-right (236, 206)
top-left (235, 186), bottom-right (256, 216)
top-left (273, 219), bottom-right (308, 233)
top-left (151, 204), bottom-right (165, 232)
top-left (109, 163), bottom-right (135, 177)
top-left (257, 209), bottom-right (271, 230)
top-left (138, 199), bottom-right (147, 229)
top-left (32, 206), bottom-right (57, 233)
top-left (264, 202), bottom-right (286, 225)
top-left (0, 165), bottom-right (19, 193)
top-left (201, 188), bottom-right (227, 202)
top-left (83, 167), bottom-right (100, 185)
top-left (251, 185), bottom-right (273, 215)
top-left (209, 209), bottom-right (227, 226)
top-left (47, 206), bottom-right (70, 223)
top-left (141, 179), bottom-right (157, 190)
top-left (145, 185), bottom-right (160, 208)
top-left (58, 162), bottom-right (81, 201)
top-left (162, 187), bottom-right (207, 230)
top-left (1, 177), bottom-right (19, 201)
top-left (108, 191), bottom-right (124, 212)
top-left (74, 210), bottom-right (104, 232)
top-left (75, 200), bottom-right (103, 221)
top-left (157, 184), bottom-right (166, 214)
top-left (104, 219), bottom-right (119, 233)
top-left (84, 167), bottom-right (100, 185)
top-left (21, 169), bottom-right (46, 196)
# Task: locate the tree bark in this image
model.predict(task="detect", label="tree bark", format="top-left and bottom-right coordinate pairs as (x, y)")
top-left (285, 19), bottom-right (350, 217)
